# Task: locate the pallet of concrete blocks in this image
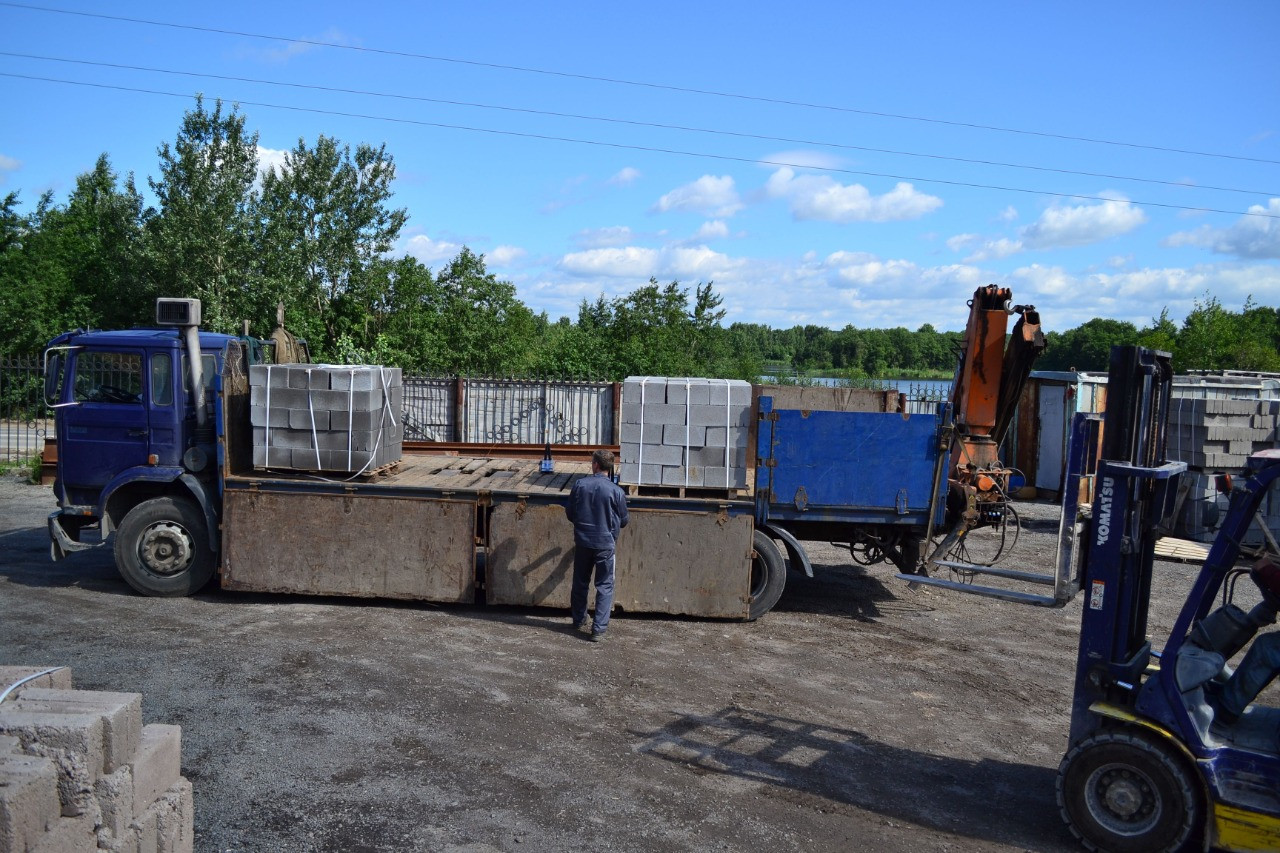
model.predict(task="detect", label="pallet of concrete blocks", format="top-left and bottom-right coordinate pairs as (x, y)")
top-left (1167, 397), bottom-right (1280, 470)
top-left (248, 364), bottom-right (404, 474)
top-left (618, 377), bottom-right (752, 492)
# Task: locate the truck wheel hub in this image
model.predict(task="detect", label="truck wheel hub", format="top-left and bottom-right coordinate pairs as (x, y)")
top-left (1091, 766), bottom-right (1156, 827)
top-left (139, 522), bottom-right (192, 574)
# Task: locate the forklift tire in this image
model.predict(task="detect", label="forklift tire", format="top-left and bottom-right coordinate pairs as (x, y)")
top-left (113, 496), bottom-right (216, 597)
top-left (1057, 730), bottom-right (1203, 853)
top-left (748, 532), bottom-right (786, 621)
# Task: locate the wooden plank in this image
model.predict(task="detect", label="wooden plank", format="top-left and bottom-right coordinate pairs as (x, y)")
top-left (486, 502), bottom-right (752, 618)
top-left (1154, 537), bottom-right (1210, 564)
top-left (221, 490), bottom-right (475, 602)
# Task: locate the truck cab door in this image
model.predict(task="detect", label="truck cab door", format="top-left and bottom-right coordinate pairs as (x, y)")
top-left (59, 348), bottom-right (151, 503)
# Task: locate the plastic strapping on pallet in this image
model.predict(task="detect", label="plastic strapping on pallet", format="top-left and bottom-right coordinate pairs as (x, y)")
top-left (306, 368), bottom-right (321, 470)
top-left (264, 365), bottom-right (273, 458)
top-left (685, 379), bottom-right (691, 488)
top-left (638, 377), bottom-right (649, 478)
top-left (722, 378), bottom-right (730, 488)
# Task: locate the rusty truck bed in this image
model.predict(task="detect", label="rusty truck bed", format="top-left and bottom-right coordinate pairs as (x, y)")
top-left (218, 453), bottom-right (757, 619)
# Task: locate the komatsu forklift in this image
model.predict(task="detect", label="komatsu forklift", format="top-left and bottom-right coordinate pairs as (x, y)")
top-left (1053, 347), bottom-right (1280, 851)
top-left (903, 345), bottom-right (1280, 851)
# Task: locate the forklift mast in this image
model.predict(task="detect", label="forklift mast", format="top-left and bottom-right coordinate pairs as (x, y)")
top-left (1068, 346), bottom-right (1181, 743)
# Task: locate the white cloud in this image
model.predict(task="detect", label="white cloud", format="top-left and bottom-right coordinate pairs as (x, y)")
top-left (946, 233), bottom-right (981, 252)
top-left (403, 234), bottom-right (462, 264)
top-left (557, 244), bottom-right (742, 280)
top-left (241, 27), bottom-right (356, 63)
top-left (1020, 197), bottom-right (1147, 249)
top-left (963, 238), bottom-right (1024, 263)
top-left (0, 153), bottom-right (19, 172)
top-left (607, 167), bottom-right (641, 186)
top-left (1165, 198), bottom-right (1280, 260)
top-left (764, 167), bottom-right (943, 223)
top-left (760, 150), bottom-right (846, 170)
top-left (488, 245), bottom-right (526, 266)
top-left (256, 146), bottom-right (289, 180)
top-left (652, 175), bottom-right (743, 217)
top-left (998, 206), bottom-right (1019, 223)
top-left (693, 220), bottom-right (730, 241)
top-left (574, 226), bottom-right (635, 249)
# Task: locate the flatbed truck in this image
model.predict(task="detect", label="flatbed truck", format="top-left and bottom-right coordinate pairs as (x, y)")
top-left (43, 296), bottom-right (1027, 620)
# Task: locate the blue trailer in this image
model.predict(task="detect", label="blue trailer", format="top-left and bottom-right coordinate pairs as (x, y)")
top-left (43, 299), bottom-right (949, 620)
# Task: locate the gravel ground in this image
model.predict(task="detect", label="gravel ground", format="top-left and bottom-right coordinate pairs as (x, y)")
top-left (0, 471), bottom-right (1231, 852)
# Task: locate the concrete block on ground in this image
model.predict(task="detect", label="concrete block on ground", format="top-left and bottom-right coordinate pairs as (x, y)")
top-left (95, 763), bottom-right (134, 841)
top-left (14, 689), bottom-right (142, 776)
top-left (0, 668), bottom-right (73, 694)
top-left (131, 726), bottom-right (180, 820)
top-left (662, 424), bottom-right (705, 447)
top-left (31, 810), bottom-right (97, 853)
top-left (0, 708), bottom-right (104, 817)
top-left (0, 752), bottom-right (60, 853)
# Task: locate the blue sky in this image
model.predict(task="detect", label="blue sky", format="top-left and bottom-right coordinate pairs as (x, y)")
top-left (2, 1), bottom-right (1277, 334)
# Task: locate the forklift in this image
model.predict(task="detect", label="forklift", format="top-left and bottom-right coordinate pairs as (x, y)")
top-left (903, 345), bottom-right (1280, 851)
top-left (1055, 346), bottom-right (1280, 851)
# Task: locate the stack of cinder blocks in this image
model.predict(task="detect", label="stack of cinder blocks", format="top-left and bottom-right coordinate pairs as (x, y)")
top-left (619, 377), bottom-right (752, 489)
top-left (1168, 397), bottom-right (1280, 543)
top-left (249, 364), bottom-right (403, 473)
top-left (0, 666), bottom-right (192, 853)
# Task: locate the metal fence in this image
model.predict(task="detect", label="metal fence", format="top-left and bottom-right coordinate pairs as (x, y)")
top-left (0, 355), bottom-right (51, 462)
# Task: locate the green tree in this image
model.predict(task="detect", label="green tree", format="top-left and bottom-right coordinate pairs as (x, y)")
top-left (431, 248), bottom-right (538, 374)
top-left (147, 96), bottom-right (260, 332)
top-left (1039, 318), bottom-right (1139, 371)
top-left (257, 135), bottom-right (408, 358)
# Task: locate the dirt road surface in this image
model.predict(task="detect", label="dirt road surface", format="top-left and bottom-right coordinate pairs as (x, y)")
top-left (0, 472), bottom-right (1211, 852)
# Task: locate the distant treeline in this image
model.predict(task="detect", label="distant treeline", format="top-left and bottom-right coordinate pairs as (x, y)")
top-left (2, 97), bottom-right (1277, 380)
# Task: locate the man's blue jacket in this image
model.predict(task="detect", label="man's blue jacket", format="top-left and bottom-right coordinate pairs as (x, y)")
top-left (566, 472), bottom-right (630, 549)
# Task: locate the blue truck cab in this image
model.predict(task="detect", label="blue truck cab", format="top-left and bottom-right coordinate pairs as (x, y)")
top-left (43, 316), bottom-right (243, 596)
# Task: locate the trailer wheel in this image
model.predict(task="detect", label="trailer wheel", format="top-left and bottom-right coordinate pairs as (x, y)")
top-left (748, 531), bottom-right (786, 620)
top-left (1057, 730), bottom-right (1203, 853)
top-left (113, 496), bottom-right (216, 597)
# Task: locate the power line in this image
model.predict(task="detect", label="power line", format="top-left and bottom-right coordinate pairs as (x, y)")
top-left (3, 0), bottom-right (1278, 168)
top-left (4, 71), bottom-right (1277, 222)
top-left (4, 50), bottom-right (1274, 199)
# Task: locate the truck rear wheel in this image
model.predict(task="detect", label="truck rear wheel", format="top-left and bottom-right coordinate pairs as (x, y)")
top-left (1057, 730), bottom-right (1203, 853)
top-left (113, 496), bottom-right (216, 597)
top-left (748, 531), bottom-right (786, 620)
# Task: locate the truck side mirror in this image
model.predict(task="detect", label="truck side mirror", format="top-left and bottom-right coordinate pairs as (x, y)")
top-left (42, 347), bottom-right (71, 406)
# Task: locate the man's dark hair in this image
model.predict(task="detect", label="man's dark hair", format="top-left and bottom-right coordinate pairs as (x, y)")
top-left (592, 449), bottom-right (615, 473)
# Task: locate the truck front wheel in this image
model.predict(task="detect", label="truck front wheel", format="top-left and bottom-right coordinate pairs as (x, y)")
top-left (113, 496), bottom-right (216, 597)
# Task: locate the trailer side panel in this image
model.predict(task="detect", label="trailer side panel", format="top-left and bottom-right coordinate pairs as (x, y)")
top-left (221, 490), bottom-right (475, 602)
top-left (486, 502), bottom-right (752, 618)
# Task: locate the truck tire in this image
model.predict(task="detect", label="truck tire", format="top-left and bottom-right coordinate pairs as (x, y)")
top-left (1057, 730), bottom-right (1203, 853)
top-left (113, 496), bottom-right (216, 597)
top-left (748, 531), bottom-right (786, 620)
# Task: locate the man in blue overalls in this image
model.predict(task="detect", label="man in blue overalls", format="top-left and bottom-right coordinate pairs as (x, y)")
top-left (566, 449), bottom-right (629, 642)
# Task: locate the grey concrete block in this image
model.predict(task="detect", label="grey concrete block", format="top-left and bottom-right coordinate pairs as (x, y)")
top-left (618, 463), bottom-right (662, 485)
top-left (291, 448), bottom-right (324, 471)
top-left (252, 446), bottom-right (293, 469)
top-left (687, 446), bottom-right (747, 468)
top-left (703, 427), bottom-right (748, 449)
top-left (0, 752), bottom-right (60, 853)
top-left (619, 443), bottom-right (641, 465)
top-left (259, 429), bottom-right (315, 451)
top-left (0, 708), bottom-right (104, 817)
top-left (249, 406), bottom-right (289, 428)
top-left (14, 690), bottom-right (142, 777)
top-left (95, 763), bottom-right (134, 840)
top-left (620, 423), bottom-right (661, 446)
top-left (708, 380), bottom-right (751, 407)
top-left (0, 668), bottom-right (73, 693)
top-left (663, 424), bottom-right (705, 447)
top-left (665, 380), bottom-right (711, 406)
top-left (689, 404), bottom-right (751, 428)
top-left (636, 403), bottom-right (689, 426)
top-left (154, 778), bottom-right (194, 853)
top-left (287, 408), bottom-right (329, 431)
top-left (704, 467), bottom-right (749, 489)
top-left (31, 811), bottom-right (97, 853)
top-left (132, 726), bottom-right (181, 820)
top-left (634, 444), bottom-right (683, 466)
top-left (661, 465), bottom-right (703, 487)
top-left (620, 403), bottom-right (643, 425)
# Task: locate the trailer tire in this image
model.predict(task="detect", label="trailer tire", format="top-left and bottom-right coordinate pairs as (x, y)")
top-left (1057, 730), bottom-right (1203, 853)
top-left (748, 531), bottom-right (786, 620)
top-left (113, 496), bottom-right (216, 597)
